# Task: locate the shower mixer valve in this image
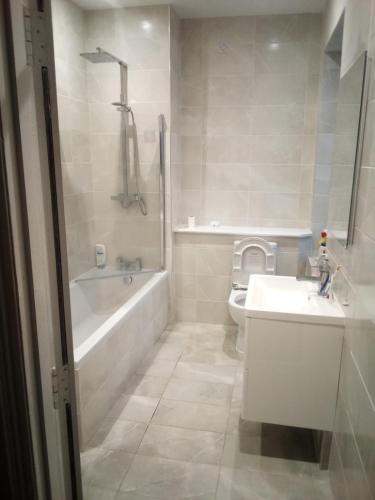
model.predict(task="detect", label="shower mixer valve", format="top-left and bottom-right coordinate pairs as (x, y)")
top-left (117, 256), bottom-right (142, 272)
top-left (110, 192), bottom-right (141, 208)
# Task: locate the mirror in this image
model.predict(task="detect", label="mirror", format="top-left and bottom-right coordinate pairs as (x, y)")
top-left (327, 51), bottom-right (368, 247)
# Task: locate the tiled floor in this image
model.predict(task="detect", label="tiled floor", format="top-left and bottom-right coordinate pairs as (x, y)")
top-left (81, 322), bottom-right (334, 500)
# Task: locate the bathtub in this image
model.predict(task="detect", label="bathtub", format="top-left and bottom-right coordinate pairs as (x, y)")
top-left (70, 270), bottom-right (169, 447)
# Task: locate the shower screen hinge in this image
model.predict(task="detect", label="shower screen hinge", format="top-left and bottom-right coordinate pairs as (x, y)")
top-left (23, 8), bottom-right (48, 67)
top-left (51, 365), bottom-right (70, 409)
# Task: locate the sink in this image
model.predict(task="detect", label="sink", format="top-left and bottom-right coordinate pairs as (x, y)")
top-left (245, 274), bottom-right (344, 325)
top-left (242, 274), bottom-right (345, 431)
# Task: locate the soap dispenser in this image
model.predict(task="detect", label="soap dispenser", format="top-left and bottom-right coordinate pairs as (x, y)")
top-left (95, 244), bottom-right (106, 268)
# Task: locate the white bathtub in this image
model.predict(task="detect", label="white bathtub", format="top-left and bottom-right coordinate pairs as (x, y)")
top-left (70, 270), bottom-right (169, 447)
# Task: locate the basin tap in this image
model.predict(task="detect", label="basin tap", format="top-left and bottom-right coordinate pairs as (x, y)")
top-left (297, 254), bottom-right (331, 297)
top-left (317, 253), bottom-right (331, 297)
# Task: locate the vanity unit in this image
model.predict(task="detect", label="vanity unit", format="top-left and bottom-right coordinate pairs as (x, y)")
top-left (243, 275), bottom-right (345, 431)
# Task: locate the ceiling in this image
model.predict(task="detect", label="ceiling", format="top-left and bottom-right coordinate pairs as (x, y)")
top-left (73, 0), bottom-right (327, 18)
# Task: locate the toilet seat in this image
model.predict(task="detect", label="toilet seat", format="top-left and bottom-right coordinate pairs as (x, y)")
top-left (228, 237), bottom-right (277, 354)
top-left (232, 237), bottom-right (277, 288)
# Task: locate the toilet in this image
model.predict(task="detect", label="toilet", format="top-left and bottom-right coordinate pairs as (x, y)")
top-left (228, 237), bottom-right (277, 353)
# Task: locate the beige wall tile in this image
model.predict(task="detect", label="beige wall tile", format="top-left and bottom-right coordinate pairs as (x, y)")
top-left (252, 104), bottom-right (304, 135)
top-left (175, 14), bottom-right (321, 229)
top-left (254, 42), bottom-right (309, 75)
top-left (206, 76), bottom-right (254, 106)
top-left (255, 14), bottom-right (313, 44)
top-left (253, 73), bottom-right (306, 105)
top-left (203, 164), bottom-right (251, 192)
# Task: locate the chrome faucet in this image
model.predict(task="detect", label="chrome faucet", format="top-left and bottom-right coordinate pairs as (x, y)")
top-left (317, 253), bottom-right (331, 297)
top-left (117, 256), bottom-right (142, 272)
top-left (297, 254), bottom-right (331, 297)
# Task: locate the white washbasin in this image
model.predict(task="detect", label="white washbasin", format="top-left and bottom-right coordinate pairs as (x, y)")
top-left (245, 274), bottom-right (344, 325)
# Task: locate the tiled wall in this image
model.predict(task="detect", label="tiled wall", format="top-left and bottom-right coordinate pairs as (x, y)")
top-left (311, 52), bottom-right (341, 241)
top-left (323, 0), bottom-right (375, 498)
top-left (173, 14), bottom-right (322, 228)
top-left (52, 0), bottom-right (95, 280)
top-left (174, 233), bottom-right (310, 323)
top-left (53, 1), bottom-right (170, 279)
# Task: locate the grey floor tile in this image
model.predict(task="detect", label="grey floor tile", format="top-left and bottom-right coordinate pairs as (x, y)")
top-left (115, 493), bottom-right (161, 500)
top-left (174, 361), bottom-right (237, 385)
top-left (136, 359), bottom-right (177, 378)
top-left (312, 473), bottom-right (335, 500)
top-left (90, 419), bottom-right (147, 453)
top-left (106, 395), bottom-right (159, 424)
top-left (81, 447), bottom-right (104, 485)
top-left (216, 467), bottom-right (318, 500)
top-left (165, 322), bottom-right (200, 333)
top-left (152, 399), bottom-right (229, 433)
top-left (81, 322), bottom-right (325, 500)
top-left (138, 424), bottom-right (225, 465)
top-left (181, 347), bottom-right (240, 366)
top-left (124, 374), bottom-right (169, 398)
top-left (163, 377), bottom-right (233, 407)
top-left (158, 330), bottom-right (191, 346)
top-left (146, 342), bottom-right (184, 362)
top-left (119, 455), bottom-right (219, 499)
top-left (81, 447), bottom-right (134, 490)
top-left (83, 484), bottom-right (117, 500)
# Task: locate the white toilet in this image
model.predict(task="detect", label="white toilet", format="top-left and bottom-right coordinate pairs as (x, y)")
top-left (228, 237), bottom-right (277, 353)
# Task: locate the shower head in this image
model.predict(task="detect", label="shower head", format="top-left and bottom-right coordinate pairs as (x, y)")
top-left (80, 47), bottom-right (127, 67)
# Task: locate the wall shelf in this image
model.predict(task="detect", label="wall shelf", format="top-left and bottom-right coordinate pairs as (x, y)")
top-left (173, 225), bottom-right (312, 239)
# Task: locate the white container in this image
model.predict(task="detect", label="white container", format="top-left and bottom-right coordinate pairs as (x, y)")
top-left (95, 243), bottom-right (106, 268)
top-left (188, 216), bottom-right (195, 228)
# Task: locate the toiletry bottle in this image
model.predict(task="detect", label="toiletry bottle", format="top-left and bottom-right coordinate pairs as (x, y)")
top-left (318, 231), bottom-right (327, 256)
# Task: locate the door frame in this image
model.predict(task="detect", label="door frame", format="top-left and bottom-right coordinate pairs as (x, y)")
top-left (4, 0), bottom-right (83, 498)
top-left (0, 43), bottom-right (40, 500)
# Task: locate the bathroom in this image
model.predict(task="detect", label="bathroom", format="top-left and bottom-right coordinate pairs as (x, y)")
top-left (0, 0), bottom-right (374, 499)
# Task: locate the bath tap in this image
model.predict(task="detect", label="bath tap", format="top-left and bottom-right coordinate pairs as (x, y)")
top-left (117, 256), bottom-right (142, 272)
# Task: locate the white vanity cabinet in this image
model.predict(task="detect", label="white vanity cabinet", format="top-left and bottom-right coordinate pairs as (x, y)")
top-left (242, 275), bottom-right (345, 431)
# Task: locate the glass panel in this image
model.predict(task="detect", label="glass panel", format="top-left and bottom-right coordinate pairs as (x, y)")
top-left (52, 3), bottom-right (165, 283)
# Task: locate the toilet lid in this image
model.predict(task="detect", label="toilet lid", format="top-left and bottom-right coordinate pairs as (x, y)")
top-left (232, 237), bottom-right (277, 287)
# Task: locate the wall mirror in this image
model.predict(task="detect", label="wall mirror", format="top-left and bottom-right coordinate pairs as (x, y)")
top-left (326, 47), bottom-right (368, 248)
